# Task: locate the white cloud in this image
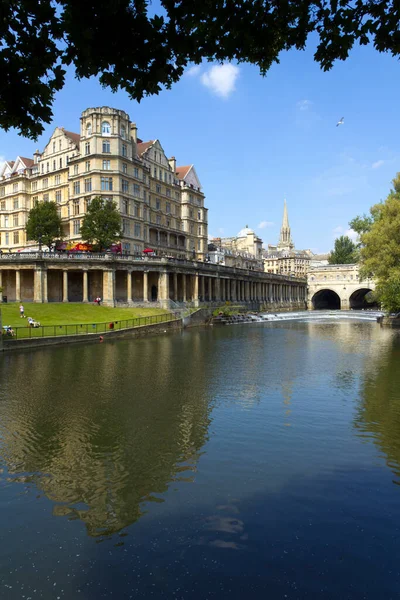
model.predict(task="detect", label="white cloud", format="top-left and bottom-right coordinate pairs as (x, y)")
top-left (345, 228), bottom-right (358, 242)
top-left (372, 159), bottom-right (384, 169)
top-left (333, 226), bottom-right (358, 243)
top-left (200, 63), bottom-right (239, 98)
top-left (185, 64), bottom-right (202, 77)
top-left (297, 99), bottom-right (313, 111)
top-left (258, 221), bottom-right (274, 229)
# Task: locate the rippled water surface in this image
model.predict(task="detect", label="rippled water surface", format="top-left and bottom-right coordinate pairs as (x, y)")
top-left (1, 315), bottom-right (400, 599)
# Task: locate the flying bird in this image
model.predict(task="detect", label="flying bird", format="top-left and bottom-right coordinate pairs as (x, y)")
top-left (336, 117), bottom-right (344, 127)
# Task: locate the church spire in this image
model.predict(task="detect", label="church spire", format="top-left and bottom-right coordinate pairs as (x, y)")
top-left (277, 199), bottom-right (294, 251)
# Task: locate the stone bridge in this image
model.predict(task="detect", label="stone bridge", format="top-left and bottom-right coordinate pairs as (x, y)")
top-left (307, 264), bottom-right (377, 310)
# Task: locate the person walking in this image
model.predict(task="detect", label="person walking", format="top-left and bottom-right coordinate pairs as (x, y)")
top-left (19, 304), bottom-right (25, 318)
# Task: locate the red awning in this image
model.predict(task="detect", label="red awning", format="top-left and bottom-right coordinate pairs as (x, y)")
top-left (143, 248), bottom-right (154, 253)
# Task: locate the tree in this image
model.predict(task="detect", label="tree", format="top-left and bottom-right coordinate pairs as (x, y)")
top-left (26, 201), bottom-right (62, 251)
top-left (356, 174), bottom-right (400, 312)
top-left (328, 235), bottom-right (357, 264)
top-left (2, 0), bottom-right (400, 139)
top-left (80, 197), bottom-right (122, 251)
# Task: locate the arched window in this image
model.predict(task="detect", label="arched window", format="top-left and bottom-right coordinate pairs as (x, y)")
top-left (86, 122), bottom-right (92, 136)
top-left (120, 124), bottom-right (126, 139)
top-left (102, 121), bottom-right (111, 135)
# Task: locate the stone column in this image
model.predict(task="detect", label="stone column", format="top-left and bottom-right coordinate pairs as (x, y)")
top-left (42, 270), bottom-right (48, 303)
top-left (279, 284), bottom-right (283, 303)
top-left (241, 281), bottom-right (245, 302)
top-left (182, 274), bottom-right (187, 302)
top-left (208, 277), bottom-right (212, 301)
top-left (15, 270), bottom-right (21, 302)
top-left (193, 273), bottom-right (199, 307)
top-left (34, 269), bottom-right (43, 303)
top-left (143, 271), bottom-right (149, 302)
top-left (103, 270), bottom-right (115, 306)
top-left (127, 271), bottom-right (132, 304)
top-left (201, 276), bottom-right (205, 302)
top-left (173, 273), bottom-right (178, 301)
top-left (158, 271), bottom-right (170, 308)
top-left (83, 270), bottom-right (88, 303)
top-left (0, 270), bottom-right (2, 303)
top-left (215, 277), bottom-right (221, 302)
top-left (63, 270), bottom-right (68, 303)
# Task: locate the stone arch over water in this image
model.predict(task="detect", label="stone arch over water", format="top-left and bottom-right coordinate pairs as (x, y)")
top-left (312, 289), bottom-right (341, 310)
top-left (349, 288), bottom-right (378, 310)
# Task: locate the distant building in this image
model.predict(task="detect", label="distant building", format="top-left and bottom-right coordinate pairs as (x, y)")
top-left (209, 225), bottom-right (264, 271)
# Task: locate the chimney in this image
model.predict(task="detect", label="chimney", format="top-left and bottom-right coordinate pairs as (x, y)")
top-left (169, 156), bottom-right (176, 172)
top-left (130, 123), bottom-right (138, 143)
top-left (34, 149), bottom-right (40, 164)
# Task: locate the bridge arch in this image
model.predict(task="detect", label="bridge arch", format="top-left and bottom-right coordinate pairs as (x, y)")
top-left (312, 288), bottom-right (341, 310)
top-left (349, 288), bottom-right (379, 310)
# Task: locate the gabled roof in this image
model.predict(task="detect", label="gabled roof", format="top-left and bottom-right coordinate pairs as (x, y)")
top-left (175, 166), bottom-right (191, 180)
top-left (137, 140), bottom-right (155, 156)
top-left (62, 129), bottom-right (80, 146)
top-left (20, 157), bottom-right (34, 167)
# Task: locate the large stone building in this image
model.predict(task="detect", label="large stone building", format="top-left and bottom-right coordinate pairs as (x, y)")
top-left (209, 226), bottom-right (264, 271)
top-left (0, 107), bottom-right (208, 260)
top-left (264, 201), bottom-right (311, 277)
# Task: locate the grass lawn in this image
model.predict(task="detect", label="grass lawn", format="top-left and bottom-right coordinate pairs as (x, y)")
top-left (0, 303), bottom-right (173, 339)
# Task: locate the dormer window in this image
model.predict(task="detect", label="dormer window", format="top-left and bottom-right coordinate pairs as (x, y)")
top-left (86, 122), bottom-right (92, 136)
top-left (102, 121), bottom-right (111, 135)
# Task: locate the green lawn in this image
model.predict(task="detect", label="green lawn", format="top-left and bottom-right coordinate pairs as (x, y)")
top-left (0, 303), bottom-right (173, 339)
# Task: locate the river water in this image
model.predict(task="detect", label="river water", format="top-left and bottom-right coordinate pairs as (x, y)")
top-left (1, 312), bottom-right (400, 599)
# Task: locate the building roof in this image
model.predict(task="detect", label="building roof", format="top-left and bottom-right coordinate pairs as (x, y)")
top-left (175, 166), bottom-right (191, 180)
top-left (237, 225), bottom-right (254, 238)
top-left (62, 129), bottom-right (80, 146)
top-left (137, 140), bottom-right (155, 156)
top-left (20, 157), bottom-right (34, 167)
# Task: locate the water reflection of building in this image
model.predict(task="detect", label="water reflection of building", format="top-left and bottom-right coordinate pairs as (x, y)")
top-left (0, 338), bottom-right (213, 537)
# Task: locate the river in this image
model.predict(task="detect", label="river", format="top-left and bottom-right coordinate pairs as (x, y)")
top-left (1, 312), bottom-right (400, 599)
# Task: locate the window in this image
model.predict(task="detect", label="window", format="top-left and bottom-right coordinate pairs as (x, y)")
top-left (42, 178), bottom-right (48, 189)
top-left (166, 188), bottom-right (171, 197)
top-left (164, 172), bottom-right (167, 183)
top-left (156, 184), bottom-right (161, 193)
top-left (4, 216), bottom-right (9, 227)
top-left (53, 141), bottom-right (56, 153)
top-left (102, 121), bottom-right (111, 135)
top-left (13, 231), bottom-right (19, 244)
top-left (133, 184), bottom-right (140, 197)
top-left (59, 158), bottom-right (62, 169)
top-left (122, 219), bottom-right (130, 235)
top-left (53, 160), bottom-right (56, 171)
top-left (74, 164), bottom-right (79, 175)
top-left (159, 169), bottom-right (162, 180)
top-left (122, 163), bottom-right (127, 174)
top-left (198, 226), bottom-right (202, 235)
top-left (120, 124), bottom-right (126, 139)
top-left (32, 196), bottom-right (38, 206)
top-left (156, 199), bottom-right (160, 210)
top-left (156, 215), bottom-right (161, 225)
top-left (175, 191), bottom-right (179, 200)
top-left (169, 174), bottom-right (172, 184)
top-left (13, 199), bottom-right (19, 209)
top-left (143, 190), bottom-right (148, 203)
top-left (0, 200), bottom-right (5, 210)
top-left (121, 179), bottom-right (129, 193)
top-left (122, 144), bottom-right (127, 157)
top-left (167, 219), bottom-right (170, 227)
top-left (0, 187), bottom-right (4, 197)
top-left (55, 190), bottom-right (62, 203)
top-left (13, 215), bottom-right (18, 226)
top-left (55, 175), bottom-right (61, 185)
top-left (5, 233), bottom-right (9, 245)
top-left (142, 173), bottom-right (146, 184)
top-left (85, 161), bottom-right (90, 172)
top-left (84, 197), bottom-right (91, 212)
top-left (41, 164), bottom-right (44, 174)
top-left (198, 210), bottom-right (202, 220)
top-left (101, 177), bottom-right (113, 191)
top-left (13, 183), bottom-right (18, 192)
top-left (102, 160), bottom-right (111, 170)
top-left (190, 224), bottom-right (194, 234)
top-left (134, 223), bottom-right (141, 237)
top-left (73, 199), bottom-right (80, 215)
top-left (85, 142), bottom-right (90, 155)
top-left (73, 219), bottom-right (80, 234)
top-left (190, 209), bottom-right (193, 218)
top-left (86, 122), bottom-right (92, 136)
top-left (153, 167), bottom-right (157, 177)
top-left (73, 181), bottom-right (80, 194)
top-left (122, 198), bottom-right (129, 214)
top-left (46, 162), bottom-right (49, 173)
top-left (84, 178), bottom-right (92, 192)
top-left (166, 202), bottom-right (171, 213)
top-left (134, 203), bottom-right (140, 217)
top-left (196, 197), bottom-right (201, 206)
top-left (134, 167), bottom-right (139, 178)
top-left (43, 193), bottom-right (49, 202)
top-left (102, 140), bottom-right (110, 153)
top-left (59, 139), bottom-right (62, 151)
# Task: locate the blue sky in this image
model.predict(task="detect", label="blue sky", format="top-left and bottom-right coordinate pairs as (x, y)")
top-left (1, 40), bottom-right (399, 253)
